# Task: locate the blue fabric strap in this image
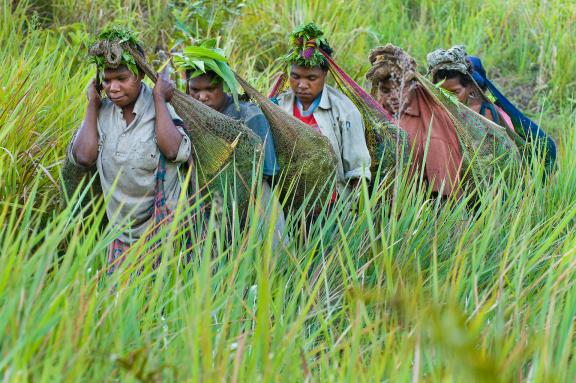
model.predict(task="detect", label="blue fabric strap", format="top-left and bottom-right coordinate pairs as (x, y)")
top-left (468, 55), bottom-right (557, 170)
top-left (480, 101), bottom-right (500, 125)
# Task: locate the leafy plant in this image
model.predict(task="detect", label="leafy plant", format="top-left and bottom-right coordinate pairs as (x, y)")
top-left (88, 25), bottom-right (142, 79)
top-left (173, 39), bottom-right (240, 107)
top-left (281, 22), bottom-right (330, 68)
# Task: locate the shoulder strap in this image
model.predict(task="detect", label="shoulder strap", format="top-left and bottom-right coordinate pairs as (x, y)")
top-left (480, 101), bottom-right (500, 124)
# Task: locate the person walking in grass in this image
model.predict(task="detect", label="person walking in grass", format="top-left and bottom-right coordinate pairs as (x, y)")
top-left (178, 42), bottom-right (281, 184)
top-left (275, 23), bottom-right (372, 200)
top-left (175, 41), bottom-right (286, 247)
top-left (427, 46), bottom-right (511, 128)
top-left (67, 27), bottom-right (191, 269)
top-left (427, 46), bottom-right (556, 172)
top-left (366, 44), bottom-right (463, 197)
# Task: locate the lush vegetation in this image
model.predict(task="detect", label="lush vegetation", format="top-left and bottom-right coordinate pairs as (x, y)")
top-left (1, 0), bottom-right (574, 381)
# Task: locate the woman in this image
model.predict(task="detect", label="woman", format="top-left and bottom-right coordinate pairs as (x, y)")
top-left (427, 45), bottom-right (511, 129)
top-left (366, 44), bottom-right (462, 197)
top-left (276, 23), bottom-right (372, 197)
top-left (428, 46), bottom-right (556, 172)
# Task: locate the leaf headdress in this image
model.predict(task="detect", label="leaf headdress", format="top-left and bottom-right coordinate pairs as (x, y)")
top-left (281, 23), bottom-right (330, 68)
top-left (88, 26), bottom-right (142, 80)
top-left (173, 40), bottom-right (240, 108)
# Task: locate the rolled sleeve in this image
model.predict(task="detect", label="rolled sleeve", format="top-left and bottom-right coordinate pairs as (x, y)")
top-left (172, 125), bottom-right (191, 164)
top-left (66, 129), bottom-right (93, 169)
top-left (341, 110), bottom-right (372, 181)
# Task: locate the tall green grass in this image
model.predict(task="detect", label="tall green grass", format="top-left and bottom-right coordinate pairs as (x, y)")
top-left (1, 0), bottom-right (575, 381)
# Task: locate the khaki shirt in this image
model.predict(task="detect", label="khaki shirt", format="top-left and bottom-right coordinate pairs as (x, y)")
top-left (68, 83), bottom-right (191, 243)
top-left (276, 85), bottom-right (371, 193)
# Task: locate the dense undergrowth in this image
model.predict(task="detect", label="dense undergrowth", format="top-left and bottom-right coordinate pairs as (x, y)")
top-left (0, 0), bottom-right (575, 381)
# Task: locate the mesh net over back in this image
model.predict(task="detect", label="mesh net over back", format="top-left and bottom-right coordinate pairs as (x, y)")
top-left (236, 74), bottom-right (338, 207)
top-left (125, 44), bottom-right (263, 207)
top-left (417, 74), bottom-right (520, 188)
top-left (319, 51), bottom-right (409, 177)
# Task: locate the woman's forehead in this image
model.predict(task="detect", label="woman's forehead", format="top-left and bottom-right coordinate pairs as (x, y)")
top-left (188, 74), bottom-right (220, 89)
top-left (441, 77), bottom-right (463, 89)
top-left (103, 66), bottom-right (133, 79)
top-left (290, 65), bottom-right (325, 76)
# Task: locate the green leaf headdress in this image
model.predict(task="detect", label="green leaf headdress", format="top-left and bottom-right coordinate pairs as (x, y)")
top-left (281, 23), bottom-right (330, 68)
top-left (173, 39), bottom-right (240, 109)
top-left (88, 26), bottom-right (142, 81)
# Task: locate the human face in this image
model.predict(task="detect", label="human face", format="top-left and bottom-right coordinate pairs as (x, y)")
top-left (439, 77), bottom-right (471, 103)
top-left (289, 64), bottom-right (326, 108)
top-left (377, 78), bottom-right (412, 114)
top-left (187, 74), bottom-right (227, 112)
top-left (102, 66), bottom-right (143, 108)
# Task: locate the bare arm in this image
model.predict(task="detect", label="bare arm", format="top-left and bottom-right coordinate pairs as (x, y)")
top-left (153, 71), bottom-right (183, 160)
top-left (71, 79), bottom-right (101, 167)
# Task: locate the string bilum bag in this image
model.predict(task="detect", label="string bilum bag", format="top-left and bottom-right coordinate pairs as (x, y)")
top-left (61, 156), bottom-right (100, 203)
top-left (417, 74), bottom-right (520, 189)
top-left (271, 23), bottom-right (409, 183)
top-left (62, 27), bottom-right (263, 210)
top-left (235, 74), bottom-right (338, 207)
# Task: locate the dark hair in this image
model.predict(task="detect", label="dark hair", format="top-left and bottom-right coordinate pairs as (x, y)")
top-left (433, 69), bottom-right (473, 87)
top-left (318, 41), bottom-right (333, 71)
top-left (185, 69), bottom-right (222, 82)
top-left (185, 70), bottom-right (223, 94)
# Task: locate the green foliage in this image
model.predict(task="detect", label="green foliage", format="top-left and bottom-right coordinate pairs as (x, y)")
top-left (170, 0), bottom-right (245, 43)
top-left (173, 40), bottom-right (240, 107)
top-left (89, 25), bottom-right (142, 79)
top-left (91, 25), bottom-right (142, 47)
top-left (281, 22), bottom-right (330, 68)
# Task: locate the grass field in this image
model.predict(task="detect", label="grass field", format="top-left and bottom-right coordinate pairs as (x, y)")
top-left (1, 0), bottom-right (575, 381)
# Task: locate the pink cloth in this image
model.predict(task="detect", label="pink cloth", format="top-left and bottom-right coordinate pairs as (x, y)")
top-left (495, 105), bottom-right (514, 132)
top-left (398, 84), bottom-right (463, 196)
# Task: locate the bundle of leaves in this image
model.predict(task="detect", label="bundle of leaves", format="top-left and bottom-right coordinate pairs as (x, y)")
top-left (173, 40), bottom-right (239, 107)
top-left (281, 23), bottom-right (330, 68)
top-left (88, 26), bottom-right (142, 80)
